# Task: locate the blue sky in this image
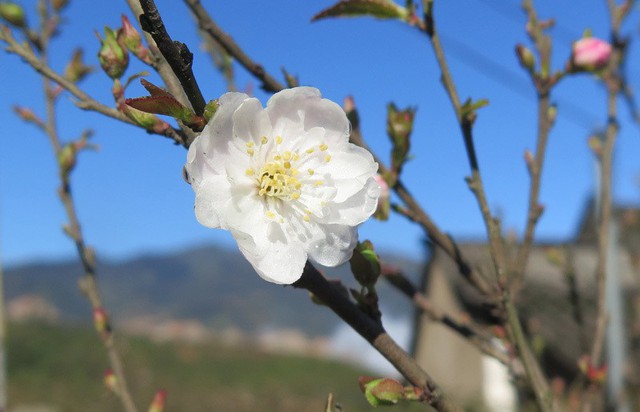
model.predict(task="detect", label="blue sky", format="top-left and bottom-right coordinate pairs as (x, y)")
top-left (1, 0), bottom-right (639, 266)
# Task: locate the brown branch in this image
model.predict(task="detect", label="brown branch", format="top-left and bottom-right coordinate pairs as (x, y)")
top-left (138, 0), bottom-right (206, 115)
top-left (26, 6), bottom-right (138, 412)
top-left (513, 0), bottom-right (557, 282)
top-left (293, 263), bottom-right (461, 412)
top-left (588, 4), bottom-right (625, 381)
top-left (419, 1), bottom-right (554, 410)
top-left (383, 269), bottom-right (512, 366)
top-left (0, 26), bottom-right (187, 147)
top-left (349, 114), bottom-right (496, 303)
top-left (125, 0), bottom-right (189, 106)
top-left (183, 0), bottom-right (286, 93)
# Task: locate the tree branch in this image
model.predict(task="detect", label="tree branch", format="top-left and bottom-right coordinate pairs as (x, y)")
top-left (0, 26), bottom-right (187, 147)
top-left (293, 263), bottom-right (461, 412)
top-left (138, 0), bottom-right (207, 115)
top-left (418, 1), bottom-right (554, 410)
top-left (183, 0), bottom-right (286, 93)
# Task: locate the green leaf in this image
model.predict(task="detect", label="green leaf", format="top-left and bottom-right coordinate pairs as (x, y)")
top-left (312, 0), bottom-right (408, 22)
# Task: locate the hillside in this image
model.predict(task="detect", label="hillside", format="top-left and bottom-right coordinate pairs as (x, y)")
top-left (5, 244), bottom-right (425, 338)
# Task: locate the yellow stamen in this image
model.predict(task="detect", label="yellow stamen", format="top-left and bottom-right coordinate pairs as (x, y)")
top-left (319, 143), bottom-right (328, 151)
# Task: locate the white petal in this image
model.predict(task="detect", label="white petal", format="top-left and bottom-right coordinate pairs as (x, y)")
top-left (314, 143), bottom-right (378, 202)
top-left (305, 223), bottom-right (358, 267)
top-left (232, 228), bottom-right (307, 284)
top-left (266, 87), bottom-right (350, 145)
top-left (193, 175), bottom-right (231, 229)
top-left (325, 176), bottom-right (380, 226)
top-left (232, 98), bottom-right (272, 144)
top-left (194, 176), bottom-right (263, 231)
top-left (186, 92), bottom-right (251, 184)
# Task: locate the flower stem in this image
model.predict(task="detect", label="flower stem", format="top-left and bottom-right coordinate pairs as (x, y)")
top-left (294, 263), bottom-right (461, 412)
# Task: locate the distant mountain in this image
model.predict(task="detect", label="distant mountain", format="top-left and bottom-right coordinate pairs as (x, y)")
top-left (5, 244), bottom-right (425, 337)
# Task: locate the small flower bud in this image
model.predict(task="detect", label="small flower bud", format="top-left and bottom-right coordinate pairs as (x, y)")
top-left (203, 99), bottom-right (219, 123)
top-left (359, 377), bottom-right (406, 407)
top-left (119, 15), bottom-right (151, 64)
top-left (547, 104), bottom-right (557, 124)
top-left (97, 27), bottom-right (129, 79)
top-left (104, 369), bottom-right (118, 393)
top-left (52, 0), bottom-right (70, 11)
top-left (13, 105), bottom-right (44, 128)
top-left (64, 48), bottom-right (93, 83)
top-left (93, 307), bottom-right (111, 339)
top-left (578, 355), bottom-right (607, 384)
top-left (515, 44), bottom-right (535, 72)
top-left (148, 390), bottom-right (167, 412)
top-left (0, 2), bottom-right (26, 28)
top-left (570, 37), bottom-right (612, 72)
top-left (350, 241), bottom-right (381, 288)
top-left (57, 143), bottom-right (78, 177)
top-left (387, 103), bottom-right (416, 175)
top-left (588, 135), bottom-right (603, 157)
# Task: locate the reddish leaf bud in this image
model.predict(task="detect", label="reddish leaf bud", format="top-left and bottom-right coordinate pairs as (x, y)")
top-left (386, 103), bottom-right (416, 176)
top-left (148, 389), bottom-right (167, 412)
top-left (93, 307), bottom-right (111, 338)
top-left (13, 105), bottom-right (44, 128)
top-left (104, 369), bottom-right (118, 393)
top-left (52, 0), bottom-right (70, 11)
top-left (119, 15), bottom-right (151, 64)
top-left (64, 48), bottom-right (93, 83)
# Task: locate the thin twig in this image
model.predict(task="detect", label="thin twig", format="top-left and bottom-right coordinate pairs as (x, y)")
top-left (27, 4), bottom-right (138, 411)
top-left (383, 269), bottom-right (512, 366)
top-left (138, 0), bottom-right (206, 115)
top-left (294, 264), bottom-right (461, 412)
top-left (183, 0), bottom-right (286, 93)
top-left (587, 0), bottom-right (630, 379)
top-left (513, 0), bottom-right (556, 281)
top-left (419, 1), bottom-right (554, 410)
top-left (349, 112), bottom-right (496, 302)
top-left (0, 26), bottom-right (187, 146)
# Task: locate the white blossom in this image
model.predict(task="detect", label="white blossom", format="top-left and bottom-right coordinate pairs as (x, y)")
top-left (185, 87), bottom-right (380, 284)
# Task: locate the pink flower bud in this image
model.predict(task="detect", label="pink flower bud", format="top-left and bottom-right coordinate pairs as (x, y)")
top-left (571, 37), bottom-right (612, 70)
top-left (149, 390), bottom-right (167, 412)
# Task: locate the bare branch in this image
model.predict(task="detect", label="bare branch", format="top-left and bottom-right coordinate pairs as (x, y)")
top-left (294, 264), bottom-right (461, 412)
top-left (183, 0), bottom-right (286, 93)
top-left (138, 0), bottom-right (206, 115)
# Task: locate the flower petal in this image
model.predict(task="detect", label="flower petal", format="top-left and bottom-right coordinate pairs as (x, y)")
top-left (194, 176), bottom-right (264, 231)
top-left (325, 176), bottom-right (380, 226)
top-left (266, 87), bottom-right (350, 145)
top-left (232, 228), bottom-right (307, 284)
top-left (305, 223), bottom-right (358, 267)
top-left (314, 144), bottom-right (378, 202)
top-left (186, 92), bottom-right (251, 184)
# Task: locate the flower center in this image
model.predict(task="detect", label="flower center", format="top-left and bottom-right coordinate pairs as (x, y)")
top-left (257, 160), bottom-right (301, 201)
